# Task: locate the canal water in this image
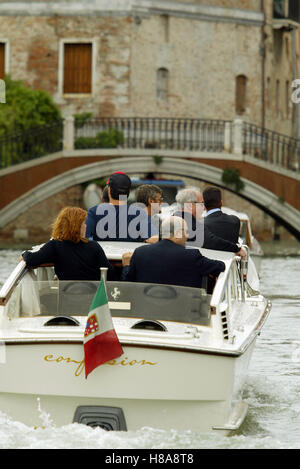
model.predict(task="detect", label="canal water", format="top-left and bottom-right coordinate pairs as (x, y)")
top-left (0, 242), bottom-right (299, 449)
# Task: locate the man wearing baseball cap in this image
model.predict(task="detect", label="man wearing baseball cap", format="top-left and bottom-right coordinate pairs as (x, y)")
top-left (85, 172), bottom-right (158, 242)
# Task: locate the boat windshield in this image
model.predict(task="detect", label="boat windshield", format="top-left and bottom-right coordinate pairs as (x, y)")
top-left (4, 275), bottom-right (211, 326)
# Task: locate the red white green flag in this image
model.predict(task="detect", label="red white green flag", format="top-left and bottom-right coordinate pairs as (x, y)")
top-left (84, 278), bottom-right (123, 378)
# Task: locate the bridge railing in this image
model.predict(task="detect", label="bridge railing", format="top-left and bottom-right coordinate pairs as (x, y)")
top-left (74, 117), bottom-right (233, 153)
top-left (243, 122), bottom-right (300, 172)
top-left (1, 117), bottom-right (300, 174)
top-left (0, 120), bottom-right (63, 169)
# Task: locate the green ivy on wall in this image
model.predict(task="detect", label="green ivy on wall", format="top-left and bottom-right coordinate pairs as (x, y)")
top-left (221, 167), bottom-right (245, 192)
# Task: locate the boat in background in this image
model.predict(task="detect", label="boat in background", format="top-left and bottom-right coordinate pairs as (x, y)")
top-left (129, 178), bottom-right (184, 205)
top-left (83, 183), bottom-right (103, 210)
top-left (0, 241), bottom-right (270, 434)
top-left (221, 207), bottom-right (264, 274)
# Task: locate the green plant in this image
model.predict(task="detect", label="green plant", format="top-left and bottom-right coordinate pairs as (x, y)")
top-left (74, 112), bottom-right (93, 129)
top-left (75, 128), bottom-right (123, 149)
top-left (221, 167), bottom-right (245, 192)
top-left (0, 75), bottom-right (62, 167)
top-left (0, 75), bottom-right (61, 135)
top-left (74, 136), bottom-right (99, 149)
top-left (152, 155), bottom-right (163, 165)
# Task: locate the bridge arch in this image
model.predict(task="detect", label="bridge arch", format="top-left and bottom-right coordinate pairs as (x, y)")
top-left (0, 156), bottom-right (299, 239)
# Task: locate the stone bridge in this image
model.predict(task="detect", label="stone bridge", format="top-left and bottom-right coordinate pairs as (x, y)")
top-left (0, 117), bottom-right (299, 239)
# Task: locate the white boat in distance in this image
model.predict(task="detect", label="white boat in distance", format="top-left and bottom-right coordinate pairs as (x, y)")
top-left (221, 207), bottom-right (264, 274)
top-left (0, 242), bottom-right (271, 434)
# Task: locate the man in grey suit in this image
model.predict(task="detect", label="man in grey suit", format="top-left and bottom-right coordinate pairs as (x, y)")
top-left (203, 186), bottom-right (240, 244)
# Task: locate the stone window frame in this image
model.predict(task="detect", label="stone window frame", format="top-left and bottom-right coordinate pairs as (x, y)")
top-left (0, 39), bottom-right (10, 78)
top-left (58, 38), bottom-right (97, 98)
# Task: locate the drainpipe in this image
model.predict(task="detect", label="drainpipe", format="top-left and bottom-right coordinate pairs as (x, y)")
top-left (260, 0), bottom-right (266, 129)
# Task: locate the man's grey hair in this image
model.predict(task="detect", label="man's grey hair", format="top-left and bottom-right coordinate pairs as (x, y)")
top-left (161, 216), bottom-right (186, 239)
top-left (175, 188), bottom-right (199, 207)
top-left (186, 185), bottom-right (201, 193)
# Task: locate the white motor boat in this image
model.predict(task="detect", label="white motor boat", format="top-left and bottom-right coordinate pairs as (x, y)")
top-left (0, 242), bottom-right (271, 434)
top-left (83, 183), bottom-right (103, 209)
top-left (221, 207), bottom-right (264, 274)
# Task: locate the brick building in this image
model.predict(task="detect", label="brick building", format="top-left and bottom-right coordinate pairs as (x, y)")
top-left (0, 0), bottom-right (298, 135)
top-left (0, 0), bottom-right (298, 244)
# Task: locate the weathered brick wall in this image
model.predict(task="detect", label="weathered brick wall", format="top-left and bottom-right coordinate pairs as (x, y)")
top-left (263, 2), bottom-right (295, 136)
top-left (0, 14), bottom-right (132, 117)
top-left (131, 14), bottom-right (262, 122)
top-left (0, 8), bottom-right (264, 123)
top-left (0, 0), bottom-right (295, 134)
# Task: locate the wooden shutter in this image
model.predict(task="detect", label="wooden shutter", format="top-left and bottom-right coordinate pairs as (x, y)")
top-left (63, 43), bottom-right (92, 94)
top-left (0, 43), bottom-right (5, 79)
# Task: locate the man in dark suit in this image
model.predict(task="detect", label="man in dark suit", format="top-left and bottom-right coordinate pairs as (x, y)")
top-left (121, 216), bottom-right (225, 288)
top-left (174, 188), bottom-right (244, 256)
top-left (203, 186), bottom-right (240, 243)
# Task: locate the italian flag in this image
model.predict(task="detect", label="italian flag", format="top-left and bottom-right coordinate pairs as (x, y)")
top-left (84, 278), bottom-right (123, 378)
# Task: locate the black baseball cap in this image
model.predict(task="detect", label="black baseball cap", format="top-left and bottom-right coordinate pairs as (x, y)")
top-left (108, 172), bottom-right (131, 194)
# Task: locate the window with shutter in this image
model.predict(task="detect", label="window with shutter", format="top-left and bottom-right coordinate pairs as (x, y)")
top-left (276, 79), bottom-right (280, 116)
top-left (63, 43), bottom-right (92, 94)
top-left (235, 75), bottom-right (247, 115)
top-left (285, 80), bottom-right (290, 117)
top-left (0, 43), bottom-right (5, 79)
top-left (157, 68), bottom-right (169, 101)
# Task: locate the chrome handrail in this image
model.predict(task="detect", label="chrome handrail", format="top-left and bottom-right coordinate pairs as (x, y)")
top-left (0, 260), bottom-right (27, 306)
top-left (210, 257), bottom-right (236, 311)
top-left (240, 245), bottom-right (249, 302)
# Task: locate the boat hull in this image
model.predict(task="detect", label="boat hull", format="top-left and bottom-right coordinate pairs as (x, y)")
top-left (0, 340), bottom-right (255, 433)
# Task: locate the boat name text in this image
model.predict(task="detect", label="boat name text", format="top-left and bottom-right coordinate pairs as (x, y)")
top-left (44, 354), bottom-right (158, 376)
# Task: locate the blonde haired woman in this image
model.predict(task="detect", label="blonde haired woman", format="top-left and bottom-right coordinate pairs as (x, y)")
top-left (22, 206), bottom-right (114, 280)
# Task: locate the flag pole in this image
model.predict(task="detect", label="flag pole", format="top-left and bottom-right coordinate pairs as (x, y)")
top-left (100, 267), bottom-right (108, 295)
top-left (100, 267), bottom-right (108, 282)
top-left (84, 266), bottom-right (123, 378)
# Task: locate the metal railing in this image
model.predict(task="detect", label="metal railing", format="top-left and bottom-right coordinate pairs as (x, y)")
top-left (0, 120), bottom-right (63, 169)
top-left (243, 122), bottom-right (300, 171)
top-left (0, 117), bottom-right (299, 174)
top-left (74, 117), bottom-right (232, 153)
